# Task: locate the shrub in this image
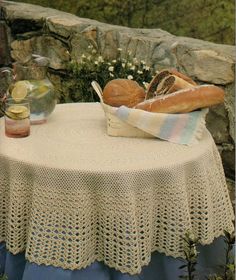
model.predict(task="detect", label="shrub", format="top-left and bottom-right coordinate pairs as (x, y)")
top-left (179, 230), bottom-right (235, 280)
top-left (60, 46), bottom-right (155, 103)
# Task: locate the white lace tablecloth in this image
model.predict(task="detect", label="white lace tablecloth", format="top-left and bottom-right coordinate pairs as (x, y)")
top-left (0, 103), bottom-right (234, 275)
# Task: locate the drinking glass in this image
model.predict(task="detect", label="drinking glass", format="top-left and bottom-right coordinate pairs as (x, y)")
top-left (4, 98), bottom-right (30, 138)
top-left (10, 61), bottom-right (57, 124)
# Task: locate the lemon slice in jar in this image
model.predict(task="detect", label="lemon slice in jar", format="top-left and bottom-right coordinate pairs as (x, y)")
top-left (36, 85), bottom-right (50, 99)
top-left (11, 81), bottom-right (30, 101)
top-left (28, 82), bottom-right (50, 99)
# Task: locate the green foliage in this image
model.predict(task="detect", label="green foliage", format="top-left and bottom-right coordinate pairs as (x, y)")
top-left (60, 46), bottom-right (154, 103)
top-left (148, 0), bottom-right (235, 45)
top-left (0, 275), bottom-right (7, 280)
top-left (179, 230), bottom-right (235, 280)
top-left (208, 230), bottom-right (235, 280)
top-left (179, 232), bottom-right (199, 280)
top-left (10, 0), bottom-right (235, 45)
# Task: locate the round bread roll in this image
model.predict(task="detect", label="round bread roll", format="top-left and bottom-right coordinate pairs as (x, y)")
top-left (135, 85), bottom-right (225, 113)
top-left (103, 79), bottom-right (146, 108)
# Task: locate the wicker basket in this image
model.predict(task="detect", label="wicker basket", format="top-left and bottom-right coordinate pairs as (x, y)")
top-left (92, 81), bottom-right (153, 138)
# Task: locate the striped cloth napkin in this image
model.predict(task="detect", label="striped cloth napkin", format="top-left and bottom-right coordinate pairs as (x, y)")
top-left (115, 106), bottom-right (208, 145)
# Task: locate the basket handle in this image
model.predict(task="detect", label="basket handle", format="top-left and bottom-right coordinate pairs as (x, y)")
top-left (91, 81), bottom-right (103, 103)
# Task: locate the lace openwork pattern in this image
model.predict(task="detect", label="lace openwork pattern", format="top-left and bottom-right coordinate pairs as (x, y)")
top-left (0, 103), bottom-right (234, 275)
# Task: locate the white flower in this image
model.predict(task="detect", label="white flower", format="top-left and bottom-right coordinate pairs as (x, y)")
top-left (98, 56), bottom-right (104, 62)
top-left (108, 66), bottom-right (114, 72)
top-left (94, 61), bottom-right (98, 65)
top-left (87, 55), bottom-right (91, 61)
top-left (144, 65), bottom-right (150, 71)
top-left (117, 48), bottom-right (122, 51)
top-left (112, 59), bottom-right (117, 63)
top-left (81, 54), bottom-right (86, 58)
top-left (122, 63), bottom-right (125, 68)
top-left (109, 73), bottom-right (114, 77)
top-left (92, 49), bottom-right (96, 54)
top-left (141, 60), bottom-right (146, 64)
top-left (88, 45), bottom-right (92, 49)
top-left (143, 82), bottom-right (149, 89)
top-left (130, 66), bottom-right (135, 70)
top-left (127, 75), bottom-right (133, 80)
top-left (127, 63), bottom-right (132, 67)
top-left (137, 70), bottom-right (143, 74)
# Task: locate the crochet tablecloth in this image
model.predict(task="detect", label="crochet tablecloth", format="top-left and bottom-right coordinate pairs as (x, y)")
top-left (0, 103), bottom-right (234, 275)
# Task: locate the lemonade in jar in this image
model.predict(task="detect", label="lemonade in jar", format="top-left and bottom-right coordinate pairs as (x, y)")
top-left (7, 55), bottom-right (57, 124)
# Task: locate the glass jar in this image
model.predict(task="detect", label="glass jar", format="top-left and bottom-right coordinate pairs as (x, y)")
top-left (6, 56), bottom-right (57, 124)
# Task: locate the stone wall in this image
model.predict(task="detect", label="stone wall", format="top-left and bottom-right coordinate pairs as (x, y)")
top-left (0, 1), bottom-right (235, 179)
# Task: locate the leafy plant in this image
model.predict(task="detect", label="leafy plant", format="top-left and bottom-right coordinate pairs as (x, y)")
top-left (208, 230), bottom-right (235, 280)
top-left (179, 232), bottom-right (199, 280)
top-left (0, 275), bottom-right (8, 280)
top-left (60, 46), bottom-right (154, 103)
top-left (179, 230), bottom-right (235, 280)
top-left (0, 267), bottom-right (7, 280)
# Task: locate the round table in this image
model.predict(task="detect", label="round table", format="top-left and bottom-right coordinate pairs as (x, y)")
top-left (0, 103), bottom-right (234, 279)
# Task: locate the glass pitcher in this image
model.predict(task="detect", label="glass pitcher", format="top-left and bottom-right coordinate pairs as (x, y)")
top-left (1, 55), bottom-right (57, 124)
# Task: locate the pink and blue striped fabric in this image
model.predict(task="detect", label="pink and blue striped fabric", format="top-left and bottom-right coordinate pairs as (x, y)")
top-left (115, 106), bottom-right (208, 145)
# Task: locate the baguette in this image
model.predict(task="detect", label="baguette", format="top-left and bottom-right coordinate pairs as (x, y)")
top-left (135, 85), bottom-right (225, 113)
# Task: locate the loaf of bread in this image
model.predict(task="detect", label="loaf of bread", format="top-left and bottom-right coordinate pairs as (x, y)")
top-left (168, 68), bottom-right (197, 86)
top-left (135, 85), bottom-right (225, 113)
top-left (146, 68), bottom-right (197, 99)
top-left (103, 79), bottom-right (146, 108)
top-left (156, 75), bottom-right (194, 95)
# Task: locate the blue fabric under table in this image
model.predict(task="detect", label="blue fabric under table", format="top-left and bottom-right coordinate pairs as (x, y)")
top-left (0, 237), bottom-right (232, 280)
